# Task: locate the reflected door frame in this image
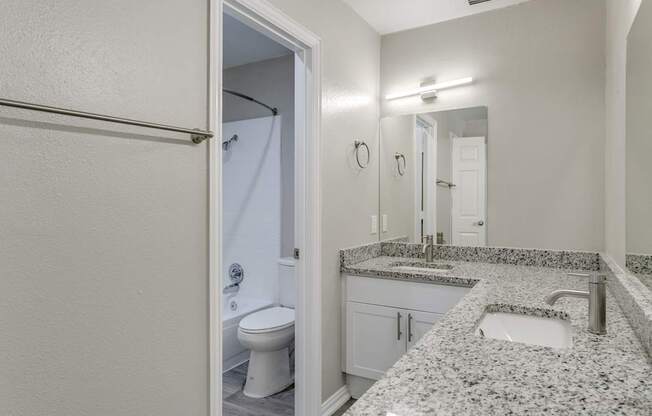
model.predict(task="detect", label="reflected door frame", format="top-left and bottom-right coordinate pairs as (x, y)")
top-left (414, 115), bottom-right (437, 242)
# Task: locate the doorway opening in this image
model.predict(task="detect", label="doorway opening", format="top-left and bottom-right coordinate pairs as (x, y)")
top-left (221, 9), bottom-right (295, 415)
top-left (210, 1), bottom-right (322, 415)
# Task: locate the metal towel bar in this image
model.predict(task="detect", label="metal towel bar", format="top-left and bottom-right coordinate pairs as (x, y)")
top-left (0, 98), bottom-right (214, 143)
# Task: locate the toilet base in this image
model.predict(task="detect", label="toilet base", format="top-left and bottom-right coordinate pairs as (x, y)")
top-left (243, 347), bottom-right (293, 398)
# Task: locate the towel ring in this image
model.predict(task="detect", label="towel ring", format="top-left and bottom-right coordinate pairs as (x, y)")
top-left (354, 140), bottom-right (370, 169)
top-left (395, 153), bottom-right (406, 176)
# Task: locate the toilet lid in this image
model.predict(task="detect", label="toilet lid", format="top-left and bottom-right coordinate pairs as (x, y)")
top-left (239, 307), bottom-right (295, 333)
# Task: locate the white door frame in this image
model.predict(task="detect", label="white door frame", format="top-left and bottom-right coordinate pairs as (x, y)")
top-left (209, 1), bottom-right (323, 415)
top-left (414, 115), bottom-right (437, 242)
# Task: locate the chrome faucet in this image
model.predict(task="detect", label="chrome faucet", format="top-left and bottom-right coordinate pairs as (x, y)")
top-left (223, 282), bottom-right (240, 295)
top-left (544, 273), bottom-right (607, 335)
top-left (422, 235), bottom-right (434, 263)
top-left (223, 262), bottom-right (244, 295)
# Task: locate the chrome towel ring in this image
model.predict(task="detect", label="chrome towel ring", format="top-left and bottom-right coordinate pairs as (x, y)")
top-left (354, 140), bottom-right (370, 169)
top-left (395, 153), bottom-right (406, 176)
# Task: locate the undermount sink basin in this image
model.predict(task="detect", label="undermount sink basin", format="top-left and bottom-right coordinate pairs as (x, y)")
top-left (389, 261), bottom-right (453, 273)
top-left (475, 312), bottom-right (572, 349)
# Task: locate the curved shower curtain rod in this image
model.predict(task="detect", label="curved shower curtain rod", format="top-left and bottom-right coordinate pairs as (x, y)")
top-left (223, 89), bottom-right (278, 116)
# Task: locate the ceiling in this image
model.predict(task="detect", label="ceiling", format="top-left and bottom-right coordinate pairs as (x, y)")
top-left (223, 13), bottom-right (292, 69)
top-left (342, 0), bottom-right (534, 35)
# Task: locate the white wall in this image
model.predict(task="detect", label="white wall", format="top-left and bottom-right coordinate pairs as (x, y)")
top-left (625, 0), bottom-right (652, 255)
top-left (381, 0), bottom-right (606, 251)
top-left (0, 1), bottom-right (209, 415)
top-left (222, 116), bottom-right (281, 302)
top-left (605, 0), bottom-right (642, 265)
top-left (267, 0), bottom-right (381, 401)
top-left (0, 0), bottom-right (380, 407)
top-left (223, 55), bottom-right (295, 257)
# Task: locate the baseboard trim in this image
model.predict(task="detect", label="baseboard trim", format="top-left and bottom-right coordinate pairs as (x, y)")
top-left (321, 385), bottom-right (351, 416)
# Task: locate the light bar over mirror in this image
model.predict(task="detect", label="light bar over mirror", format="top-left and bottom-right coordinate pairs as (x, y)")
top-left (384, 77), bottom-right (474, 100)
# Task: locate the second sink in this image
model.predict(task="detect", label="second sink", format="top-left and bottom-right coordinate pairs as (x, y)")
top-left (475, 311), bottom-right (572, 349)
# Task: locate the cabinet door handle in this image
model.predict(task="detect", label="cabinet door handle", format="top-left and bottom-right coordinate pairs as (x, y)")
top-left (397, 312), bottom-right (402, 340)
top-left (408, 313), bottom-right (413, 343)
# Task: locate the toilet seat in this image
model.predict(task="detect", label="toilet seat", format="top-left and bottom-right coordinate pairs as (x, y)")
top-left (239, 306), bottom-right (295, 334)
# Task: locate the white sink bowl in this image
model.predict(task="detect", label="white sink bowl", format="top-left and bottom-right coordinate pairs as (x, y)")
top-left (475, 312), bottom-right (572, 349)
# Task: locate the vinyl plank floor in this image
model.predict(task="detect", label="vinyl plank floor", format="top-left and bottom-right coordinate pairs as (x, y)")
top-left (222, 362), bottom-right (294, 416)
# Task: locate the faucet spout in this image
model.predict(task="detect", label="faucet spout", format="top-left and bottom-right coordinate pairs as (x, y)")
top-left (543, 274), bottom-right (607, 335)
top-left (544, 289), bottom-right (589, 305)
top-left (223, 282), bottom-right (240, 295)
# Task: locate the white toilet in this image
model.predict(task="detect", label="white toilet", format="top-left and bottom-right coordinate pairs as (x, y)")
top-left (237, 257), bottom-right (296, 398)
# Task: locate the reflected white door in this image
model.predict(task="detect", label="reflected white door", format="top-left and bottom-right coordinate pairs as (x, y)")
top-left (451, 137), bottom-right (486, 246)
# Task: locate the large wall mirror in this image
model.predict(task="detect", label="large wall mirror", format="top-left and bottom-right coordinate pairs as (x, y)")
top-left (626, 1), bottom-right (652, 292)
top-left (380, 107), bottom-right (488, 245)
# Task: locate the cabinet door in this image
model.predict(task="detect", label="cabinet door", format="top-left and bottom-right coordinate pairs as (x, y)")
top-left (346, 302), bottom-right (406, 380)
top-left (406, 310), bottom-right (442, 350)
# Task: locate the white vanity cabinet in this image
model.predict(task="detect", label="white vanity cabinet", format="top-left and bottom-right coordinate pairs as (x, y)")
top-left (346, 302), bottom-right (441, 379)
top-left (343, 275), bottom-right (470, 383)
top-left (345, 302), bottom-right (409, 380)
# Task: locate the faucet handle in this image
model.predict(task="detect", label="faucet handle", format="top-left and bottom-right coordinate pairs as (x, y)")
top-left (423, 235), bottom-right (434, 245)
top-left (228, 263), bottom-right (244, 284)
top-left (567, 272), bottom-right (607, 285)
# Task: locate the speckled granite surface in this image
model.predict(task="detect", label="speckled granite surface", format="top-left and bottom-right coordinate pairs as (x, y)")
top-left (637, 274), bottom-right (652, 291)
top-left (340, 242), bottom-right (381, 268)
top-left (627, 254), bottom-right (652, 275)
top-left (381, 241), bottom-right (600, 270)
top-left (343, 257), bottom-right (652, 415)
top-left (601, 254), bottom-right (652, 357)
top-left (343, 256), bottom-right (478, 287)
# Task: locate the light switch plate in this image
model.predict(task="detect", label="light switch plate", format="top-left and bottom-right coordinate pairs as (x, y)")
top-left (382, 214), bottom-right (388, 232)
top-left (371, 215), bottom-right (378, 234)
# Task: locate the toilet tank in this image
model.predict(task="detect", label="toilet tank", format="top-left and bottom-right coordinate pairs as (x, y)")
top-left (278, 257), bottom-right (296, 308)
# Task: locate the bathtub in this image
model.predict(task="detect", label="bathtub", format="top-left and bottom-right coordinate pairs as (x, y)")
top-left (222, 295), bottom-right (273, 372)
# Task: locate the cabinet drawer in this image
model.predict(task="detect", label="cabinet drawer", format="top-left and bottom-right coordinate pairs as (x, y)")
top-left (345, 274), bottom-right (469, 314)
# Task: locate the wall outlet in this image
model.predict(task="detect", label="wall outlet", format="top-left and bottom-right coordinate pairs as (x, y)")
top-left (370, 215), bottom-right (378, 234)
top-left (382, 214), bottom-right (388, 233)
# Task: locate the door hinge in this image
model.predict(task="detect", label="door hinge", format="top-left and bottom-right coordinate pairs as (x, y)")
top-left (293, 248), bottom-right (300, 260)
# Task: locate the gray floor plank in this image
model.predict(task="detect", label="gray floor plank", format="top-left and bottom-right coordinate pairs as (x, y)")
top-left (222, 362), bottom-right (294, 415)
top-left (222, 401), bottom-right (260, 416)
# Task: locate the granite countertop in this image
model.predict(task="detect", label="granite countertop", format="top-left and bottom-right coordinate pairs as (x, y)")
top-left (343, 256), bottom-right (652, 415)
top-left (634, 273), bottom-right (652, 292)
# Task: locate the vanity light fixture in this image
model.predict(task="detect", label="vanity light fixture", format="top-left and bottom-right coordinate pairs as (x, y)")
top-left (385, 77), bottom-right (474, 101)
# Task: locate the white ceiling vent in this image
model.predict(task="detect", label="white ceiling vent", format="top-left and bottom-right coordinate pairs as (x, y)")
top-left (469, 0), bottom-right (492, 5)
